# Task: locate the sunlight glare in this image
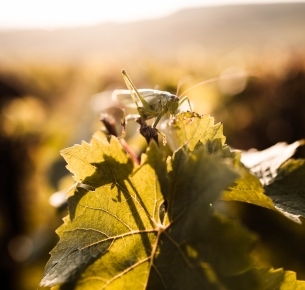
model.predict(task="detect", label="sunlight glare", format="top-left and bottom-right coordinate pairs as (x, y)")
top-left (0, 0), bottom-right (299, 29)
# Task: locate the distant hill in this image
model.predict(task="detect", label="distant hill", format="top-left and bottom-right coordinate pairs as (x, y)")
top-left (0, 2), bottom-right (305, 62)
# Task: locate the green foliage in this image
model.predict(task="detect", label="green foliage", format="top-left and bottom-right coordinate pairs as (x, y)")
top-left (224, 142), bottom-right (305, 223)
top-left (40, 112), bottom-right (305, 289)
top-left (265, 159), bottom-right (305, 221)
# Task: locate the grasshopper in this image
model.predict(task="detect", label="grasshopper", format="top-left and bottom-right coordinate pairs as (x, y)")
top-left (112, 69), bottom-right (191, 128)
top-left (112, 69), bottom-right (249, 138)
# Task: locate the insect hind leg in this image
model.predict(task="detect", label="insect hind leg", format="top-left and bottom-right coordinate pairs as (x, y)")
top-left (120, 108), bottom-right (141, 138)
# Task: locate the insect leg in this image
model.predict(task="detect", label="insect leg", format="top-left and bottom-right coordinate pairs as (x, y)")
top-left (120, 108), bottom-right (140, 138)
top-left (152, 109), bottom-right (167, 128)
top-left (125, 114), bottom-right (141, 123)
top-left (179, 96), bottom-right (192, 112)
top-left (121, 70), bottom-right (152, 111)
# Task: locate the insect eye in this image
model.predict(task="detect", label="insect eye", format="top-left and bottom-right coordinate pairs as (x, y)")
top-left (170, 94), bottom-right (177, 101)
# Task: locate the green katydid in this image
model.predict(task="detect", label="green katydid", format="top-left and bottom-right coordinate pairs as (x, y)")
top-left (112, 69), bottom-right (191, 128)
top-left (112, 69), bottom-right (248, 132)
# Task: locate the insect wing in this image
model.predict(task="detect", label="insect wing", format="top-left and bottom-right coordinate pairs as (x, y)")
top-left (139, 90), bottom-right (163, 106)
top-left (112, 89), bottom-right (137, 108)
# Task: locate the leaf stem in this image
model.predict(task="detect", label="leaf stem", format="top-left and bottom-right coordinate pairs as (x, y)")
top-left (119, 138), bottom-right (140, 165)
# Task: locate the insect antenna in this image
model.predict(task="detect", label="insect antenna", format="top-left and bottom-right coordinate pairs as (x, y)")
top-left (177, 71), bottom-right (251, 99)
top-left (175, 75), bottom-right (192, 96)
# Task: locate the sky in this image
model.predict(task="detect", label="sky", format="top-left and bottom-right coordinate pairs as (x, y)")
top-left (0, 0), bottom-right (304, 30)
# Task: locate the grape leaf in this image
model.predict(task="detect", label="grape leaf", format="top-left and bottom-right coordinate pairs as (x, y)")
top-left (241, 141), bottom-right (304, 186)
top-left (230, 268), bottom-right (305, 290)
top-left (265, 159), bottom-right (305, 222)
top-left (222, 165), bottom-right (276, 211)
top-left (165, 112), bottom-right (227, 152)
top-left (40, 114), bottom-right (305, 289)
top-left (167, 113), bottom-right (277, 213)
top-left (40, 131), bottom-right (265, 289)
top-left (222, 151), bottom-right (305, 223)
top-left (225, 142), bottom-right (305, 223)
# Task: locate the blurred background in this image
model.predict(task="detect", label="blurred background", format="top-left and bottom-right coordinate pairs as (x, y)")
top-left (1, 1), bottom-right (305, 289)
